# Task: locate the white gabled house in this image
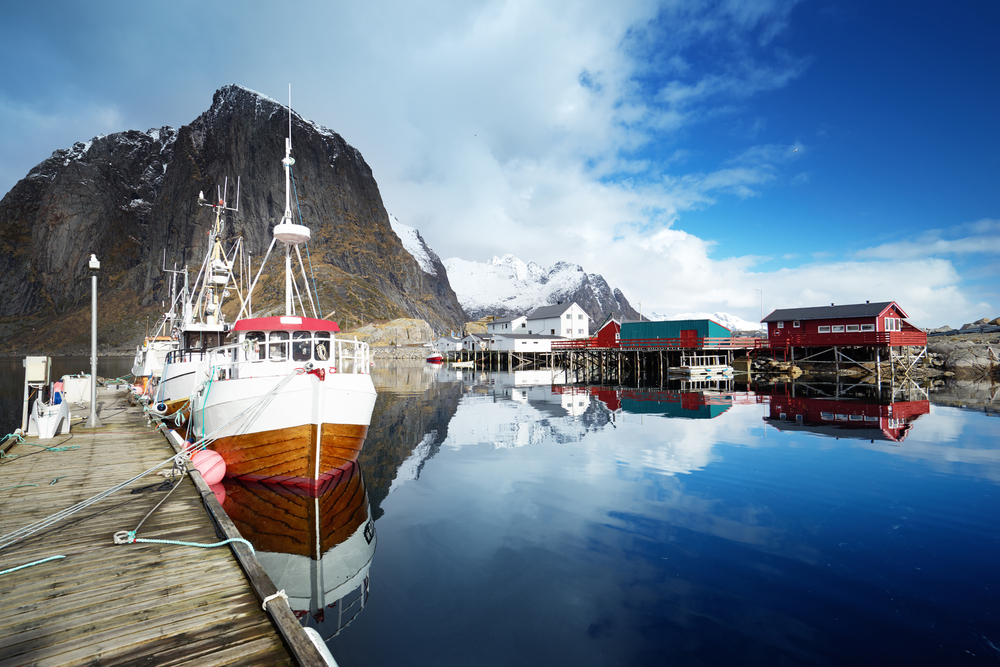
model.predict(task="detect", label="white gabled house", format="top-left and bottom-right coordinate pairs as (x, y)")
top-left (434, 336), bottom-right (463, 353)
top-left (525, 302), bottom-right (589, 338)
top-left (487, 316), bottom-right (527, 335)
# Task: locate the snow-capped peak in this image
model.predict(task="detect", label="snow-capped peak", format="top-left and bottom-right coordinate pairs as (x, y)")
top-left (649, 311), bottom-right (763, 332)
top-left (389, 213), bottom-right (437, 276)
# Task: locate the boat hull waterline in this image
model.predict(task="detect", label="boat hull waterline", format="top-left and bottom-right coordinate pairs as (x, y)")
top-left (191, 369), bottom-right (376, 494)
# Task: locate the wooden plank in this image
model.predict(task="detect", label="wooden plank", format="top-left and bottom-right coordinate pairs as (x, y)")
top-left (0, 388), bottom-right (297, 667)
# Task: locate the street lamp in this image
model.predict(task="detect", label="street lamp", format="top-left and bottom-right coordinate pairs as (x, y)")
top-left (86, 254), bottom-right (103, 428)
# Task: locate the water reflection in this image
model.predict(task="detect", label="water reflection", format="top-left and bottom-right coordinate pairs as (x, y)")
top-left (220, 461), bottom-right (376, 640)
top-left (756, 381), bottom-right (931, 442)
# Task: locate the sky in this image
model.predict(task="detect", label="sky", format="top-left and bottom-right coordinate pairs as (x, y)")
top-left (1, 0), bottom-right (997, 327)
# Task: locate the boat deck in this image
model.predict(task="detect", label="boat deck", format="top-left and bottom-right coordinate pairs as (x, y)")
top-left (0, 387), bottom-right (296, 666)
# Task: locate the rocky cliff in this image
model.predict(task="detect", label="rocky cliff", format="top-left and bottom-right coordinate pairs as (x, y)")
top-left (0, 84), bottom-right (466, 353)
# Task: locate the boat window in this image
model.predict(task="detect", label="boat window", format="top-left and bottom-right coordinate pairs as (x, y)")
top-left (269, 331), bottom-right (289, 361)
top-left (244, 332), bottom-right (266, 361)
top-left (292, 331), bottom-right (311, 362)
top-left (314, 332), bottom-right (331, 361)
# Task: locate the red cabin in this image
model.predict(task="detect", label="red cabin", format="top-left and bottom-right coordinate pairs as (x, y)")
top-left (762, 301), bottom-right (926, 348)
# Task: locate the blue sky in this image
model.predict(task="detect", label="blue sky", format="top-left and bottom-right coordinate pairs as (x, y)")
top-left (1, 0), bottom-right (997, 326)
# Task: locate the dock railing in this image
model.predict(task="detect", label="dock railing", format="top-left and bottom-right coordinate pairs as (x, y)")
top-left (552, 336), bottom-right (762, 351)
top-left (756, 331), bottom-right (927, 349)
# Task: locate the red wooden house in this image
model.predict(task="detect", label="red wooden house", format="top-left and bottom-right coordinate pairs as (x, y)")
top-left (592, 318), bottom-right (621, 347)
top-left (761, 301), bottom-right (926, 348)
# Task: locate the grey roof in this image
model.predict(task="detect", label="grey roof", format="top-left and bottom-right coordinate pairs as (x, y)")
top-left (527, 303), bottom-right (576, 319)
top-left (762, 301), bottom-right (903, 323)
top-left (489, 315), bottom-right (525, 325)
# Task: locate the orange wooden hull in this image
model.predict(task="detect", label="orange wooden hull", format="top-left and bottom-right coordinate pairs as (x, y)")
top-left (209, 422), bottom-right (368, 494)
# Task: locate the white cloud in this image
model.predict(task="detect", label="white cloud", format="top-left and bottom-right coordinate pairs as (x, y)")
top-left (856, 219), bottom-right (1000, 260)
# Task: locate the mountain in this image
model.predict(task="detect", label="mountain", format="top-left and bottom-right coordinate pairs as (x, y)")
top-left (649, 311), bottom-right (763, 332)
top-left (0, 84), bottom-right (465, 353)
top-left (442, 254), bottom-right (640, 325)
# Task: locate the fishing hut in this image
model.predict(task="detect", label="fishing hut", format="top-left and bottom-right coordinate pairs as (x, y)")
top-left (757, 301), bottom-right (928, 380)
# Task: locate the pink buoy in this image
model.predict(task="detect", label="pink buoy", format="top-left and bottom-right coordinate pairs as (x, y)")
top-left (192, 449), bottom-right (226, 485)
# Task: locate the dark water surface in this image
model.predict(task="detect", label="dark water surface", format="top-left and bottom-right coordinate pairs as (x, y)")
top-left (3, 358), bottom-right (997, 665)
top-left (325, 365), bottom-right (999, 666)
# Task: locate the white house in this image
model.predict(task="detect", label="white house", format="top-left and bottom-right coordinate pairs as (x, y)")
top-left (489, 334), bottom-right (564, 352)
top-left (434, 336), bottom-right (463, 353)
top-left (462, 333), bottom-right (490, 351)
top-left (487, 316), bottom-right (527, 335)
top-left (525, 302), bottom-right (589, 338)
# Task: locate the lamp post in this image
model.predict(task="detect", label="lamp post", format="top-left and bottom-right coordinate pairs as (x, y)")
top-left (86, 254), bottom-right (103, 428)
top-left (755, 289), bottom-right (763, 323)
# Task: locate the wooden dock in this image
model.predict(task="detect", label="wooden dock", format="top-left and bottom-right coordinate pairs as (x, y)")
top-left (0, 387), bottom-right (322, 666)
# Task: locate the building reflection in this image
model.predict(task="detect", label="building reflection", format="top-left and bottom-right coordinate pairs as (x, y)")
top-left (555, 382), bottom-right (758, 420)
top-left (756, 381), bottom-right (930, 442)
top-left (221, 461), bottom-right (376, 639)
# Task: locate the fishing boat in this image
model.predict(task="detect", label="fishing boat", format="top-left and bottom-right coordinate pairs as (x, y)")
top-left (426, 350), bottom-right (443, 364)
top-left (220, 461), bottom-right (376, 639)
top-left (189, 96), bottom-right (377, 494)
top-left (150, 180), bottom-right (247, 419)
top-left (130, 333), bottom-right (177, 402)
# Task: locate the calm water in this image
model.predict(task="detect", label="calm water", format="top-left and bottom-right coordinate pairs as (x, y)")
top-left (330, 364), bottom-right (999, 666)
top-left (3, 358), bottom-right (998, 664)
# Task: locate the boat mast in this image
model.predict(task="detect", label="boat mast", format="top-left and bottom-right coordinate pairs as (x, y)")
top-left (272, 84), bottom-right (314, 318)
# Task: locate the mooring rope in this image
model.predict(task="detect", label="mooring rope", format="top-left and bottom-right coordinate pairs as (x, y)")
top-left (0, 368), bottom-right (304, 553)
top-left (0, 554), bottom-right (66, 577)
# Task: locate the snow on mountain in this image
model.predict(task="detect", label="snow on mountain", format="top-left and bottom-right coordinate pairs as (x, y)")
top-left (649, 311), bottom-right (763, 332)
top-left (389, 213), bottom-right (437, 276)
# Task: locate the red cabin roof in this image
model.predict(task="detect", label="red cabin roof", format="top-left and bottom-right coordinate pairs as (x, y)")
top-left (233, 316), bottom-right (341, 332)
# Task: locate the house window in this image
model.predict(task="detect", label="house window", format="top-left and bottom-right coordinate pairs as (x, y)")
top-left (846, 324), bottom-right (860, 332)
top-left (832, 325), bottom-right (845, 333)
top-left (885, 317), bottom-right (900, 331)
top-left (578, 314), bottom-right (584, 319)
top-left (551, 329), bottom-right (556, 335)
top-left (565, 314), bottom-right (572, 319)
top-left (777, 321), bottom-right (784, 328)
top-left (861, 324), bottom-right (875, 331)
top-left (793, 321), bottom-right (801, 328)
top-left (521, 322), bottom-right (526, 328)
top-left (577, 329), bottom-right (583, 334)
top-left (817, 326), bottom-right (831, 333)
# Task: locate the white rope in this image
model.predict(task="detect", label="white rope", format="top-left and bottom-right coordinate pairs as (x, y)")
top-left (262, 589), bottom-right (288, 611)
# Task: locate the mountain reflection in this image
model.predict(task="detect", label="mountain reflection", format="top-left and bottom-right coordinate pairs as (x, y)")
top-left (220, 461), bottom-right (376, 640)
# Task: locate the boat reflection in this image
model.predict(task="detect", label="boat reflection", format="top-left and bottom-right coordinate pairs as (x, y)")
top-left (758, 382), bottom-right (930, 442)
top-left (220, 461), bottom-right (376, 639)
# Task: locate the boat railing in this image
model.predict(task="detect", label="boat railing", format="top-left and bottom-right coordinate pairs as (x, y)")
top-left (201, 335), bottom-right (371, 380)
top-left (165, 348), bottom-right (213, 365)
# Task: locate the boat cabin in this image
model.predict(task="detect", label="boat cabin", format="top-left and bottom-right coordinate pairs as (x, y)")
top-left (234, 316), bottom-right (341, 363)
